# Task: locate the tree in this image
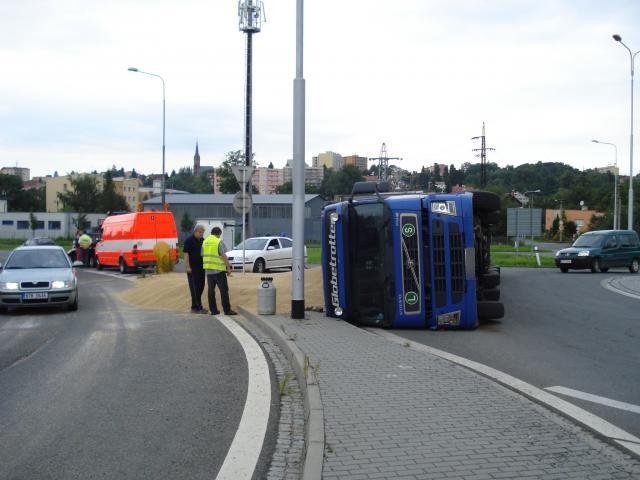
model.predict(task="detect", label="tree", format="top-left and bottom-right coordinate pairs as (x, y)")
top-left (217, 150), bottom-right (245, 194)
top-left (99, 170), bottom-right (129, 213)
top-left (181, 211), bottom-right (194, 234)
top-left (275, 181), bottom-right (319, 194)
top-left (29, 211), bottom-right (38, 238)
top-left (319, 165), bottom-right (365, 199)
top-left (57, 175), bottom-right (101, 213)
top-left (73, 213), bottom-right (90, 232)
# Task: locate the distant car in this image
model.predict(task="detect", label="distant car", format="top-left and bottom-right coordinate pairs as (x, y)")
top-left (23, 237), bottom-right (56, 246)
top-left (226, 236), bottom-right (307, 273)
top-left (555, 229), bottom-right (640, 273)
top-left (0, 245), bottom-right (80, 312)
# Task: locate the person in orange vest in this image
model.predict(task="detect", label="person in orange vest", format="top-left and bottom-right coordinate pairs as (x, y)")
top-left (202, 226), bottom-right (237, 316)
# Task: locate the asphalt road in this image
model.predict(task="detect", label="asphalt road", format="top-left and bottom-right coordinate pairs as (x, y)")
top-left (0, 268), bottom-right (274, 480)
top-left (394, 267), bottom-right (640, 439)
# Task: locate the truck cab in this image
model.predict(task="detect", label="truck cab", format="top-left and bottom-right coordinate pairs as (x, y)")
top-left (321, 182), bottom-right (503, 329)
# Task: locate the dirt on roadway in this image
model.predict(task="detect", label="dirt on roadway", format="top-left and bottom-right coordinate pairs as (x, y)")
top-left (118, 268), bottom-right (325, 315)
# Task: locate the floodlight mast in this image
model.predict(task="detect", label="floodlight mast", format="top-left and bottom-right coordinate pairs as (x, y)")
top-left (238, 0), bottom-right (265, 237)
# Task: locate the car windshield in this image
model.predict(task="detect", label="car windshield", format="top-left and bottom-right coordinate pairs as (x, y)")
top-left (5, 249), bottom-right (70, 269)
top-left (572, 234), bottom-right (605, 248)
top-left (234, 238), bottom-right (268, 250)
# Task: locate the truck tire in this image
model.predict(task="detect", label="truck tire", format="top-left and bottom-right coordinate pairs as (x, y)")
top-left (480, 210), bottom-right (501, 225)
top-left (482, 288), bottom-right (500, 301)
top-left (477, 301), bottom-right (504, 320)
top-left (480, 271), bottom-right (500, 289)
top-left (472, 191), bottom-right (501, 212)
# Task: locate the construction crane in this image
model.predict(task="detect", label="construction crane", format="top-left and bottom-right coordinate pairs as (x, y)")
top-left (369, 142), bottom-right (402, 182)
top-left (471, 122), bottom-right (495, 188)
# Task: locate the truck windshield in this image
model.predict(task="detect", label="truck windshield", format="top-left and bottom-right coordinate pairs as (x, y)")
top-left (348, 202), bottom-right (392, 324)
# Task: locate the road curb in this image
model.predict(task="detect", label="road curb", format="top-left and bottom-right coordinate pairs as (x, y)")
top-left (369, 328), bottom-right (640, 460)
top-left (238, 307), bottom-right (324, 480)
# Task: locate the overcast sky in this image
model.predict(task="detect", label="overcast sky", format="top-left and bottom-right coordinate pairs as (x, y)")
top-left (1, 0), bottom-right (639, 180)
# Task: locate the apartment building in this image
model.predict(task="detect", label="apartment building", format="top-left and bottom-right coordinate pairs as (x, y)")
top-left (113, 176), bottom-right (142, 211)
top-left (343, 154), bottom-right (368, 172)
top-left (45, 174), bottom-right (104, 212)
top-left (252, 167), bottom-right (284, 194)
top-left (313, 151), bottom-right (343, 170)
top-left (0, 166), bottom-right (30, 182)
top-left (282, 160), bottom-right (324, 188)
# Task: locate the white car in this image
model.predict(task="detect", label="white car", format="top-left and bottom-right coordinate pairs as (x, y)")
top-left (226, 236), bottom-right (307, 273)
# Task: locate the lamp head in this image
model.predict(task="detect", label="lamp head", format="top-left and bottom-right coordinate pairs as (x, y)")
top-left (128, 67), bottom-right (139, 72)
top-left (613, 34), bottom-right (622, 42)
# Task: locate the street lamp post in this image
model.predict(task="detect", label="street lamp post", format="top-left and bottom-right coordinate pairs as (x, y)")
top-left (613, 34), bottom-right (639, 230)
top-left (592, 139), bottom-right (619, 229)
top-left (524, 189), bottom-right (541, 249)
top-left (128, 67), bottom-right (166, 208)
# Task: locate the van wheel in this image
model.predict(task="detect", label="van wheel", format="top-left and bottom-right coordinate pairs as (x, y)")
top-left (119, 257), bottom-right (129, 274)
top-left (253, 258), bottom-right (266, 273)
top-left (630, 258), bottom-right (640, 273)
top-left (96, 257), bottom-right (103, 270)
top-left (560, 267), bottom-right (569, 273)
top-left (590, 258), bottom-right (601, 273)
top-left (600, 267), bottom-right (609, 273)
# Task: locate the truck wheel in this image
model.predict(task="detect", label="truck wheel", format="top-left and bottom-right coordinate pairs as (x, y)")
top-left (253, 258), bottom-right (266, 273)
top-left (590, 258), bottom-right (601, 273)
top-left (119, 257), bottom-right (129, 274)
top-left (630, 258), bottom-right (639, 273)
top-left (472, 191), bottom-right (501, 212)
top-left (480, 271), bottom-right (500, 289)
top-left (477, 301), bottom-right (504, 320)
top-left (482, 288), bottom-right (500, 301)
top-left (480, 210), bottom-right (501, 225)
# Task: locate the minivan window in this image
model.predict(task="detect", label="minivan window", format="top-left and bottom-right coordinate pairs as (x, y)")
top-left (573, 234), bottom-right (605, 248)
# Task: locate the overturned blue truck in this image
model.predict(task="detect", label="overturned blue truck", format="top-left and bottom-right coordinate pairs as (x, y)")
top-left (321, 181), bottom-right (504, 329)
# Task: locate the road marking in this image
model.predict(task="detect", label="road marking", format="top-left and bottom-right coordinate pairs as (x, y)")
top-left (215, 315), bottom-right (271, 480)
top-left (545, 386), bottom-right (640, 414)
top-left (601, 277), bottom-right (640, 301)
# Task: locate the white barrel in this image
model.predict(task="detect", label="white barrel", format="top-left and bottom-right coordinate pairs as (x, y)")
top-left (257, 277), bottom-right (276, 315)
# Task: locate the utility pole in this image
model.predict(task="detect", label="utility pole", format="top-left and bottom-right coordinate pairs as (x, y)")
top-left (368, 142), bottom-right (402, 182)
top-left (471, 122), bottom-right (495, 189)
top-left (238, 0), bottom-right (265, 237)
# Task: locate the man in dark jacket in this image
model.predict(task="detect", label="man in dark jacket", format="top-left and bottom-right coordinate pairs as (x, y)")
top-left (183, 224), bottom-right (206, 313)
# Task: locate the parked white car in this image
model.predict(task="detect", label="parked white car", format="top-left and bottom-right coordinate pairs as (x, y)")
top-left (226, 236), bottom-right (307, 273)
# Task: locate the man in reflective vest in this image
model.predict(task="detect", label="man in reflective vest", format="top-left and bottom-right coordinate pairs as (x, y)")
top-left (78, 231), bottom-right (92, 266)
top-left (202, 226), bottom-right (237, 316)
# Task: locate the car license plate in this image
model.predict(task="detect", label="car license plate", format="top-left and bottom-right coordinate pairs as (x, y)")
top-left (22, 292), bottom-right (48, 300)
top-left (560, 259), bottom-right (572, 264)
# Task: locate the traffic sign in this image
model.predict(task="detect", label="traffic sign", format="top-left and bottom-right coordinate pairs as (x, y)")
top-left (233, 191), bottom-right (252, 214)
top-left (231, 165), bottom-right (255, 184)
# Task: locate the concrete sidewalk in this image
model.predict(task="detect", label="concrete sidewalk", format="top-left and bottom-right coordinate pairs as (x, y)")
top-left (242, 309), bottom-right (640, 480)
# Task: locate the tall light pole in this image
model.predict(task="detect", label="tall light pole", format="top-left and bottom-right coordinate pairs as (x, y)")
top-left (128, 67), bottom-right (166, 208)
top-left (238, 0), bottom-right (265, 237)
top-left (524, 189), bottom-right (540, 249)
top-left (592, 139), bottom-right (619, 229)
top-left (613, 34), bottom-right (639, 230)
top-left (291, 0), bottom-right (305, 319)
